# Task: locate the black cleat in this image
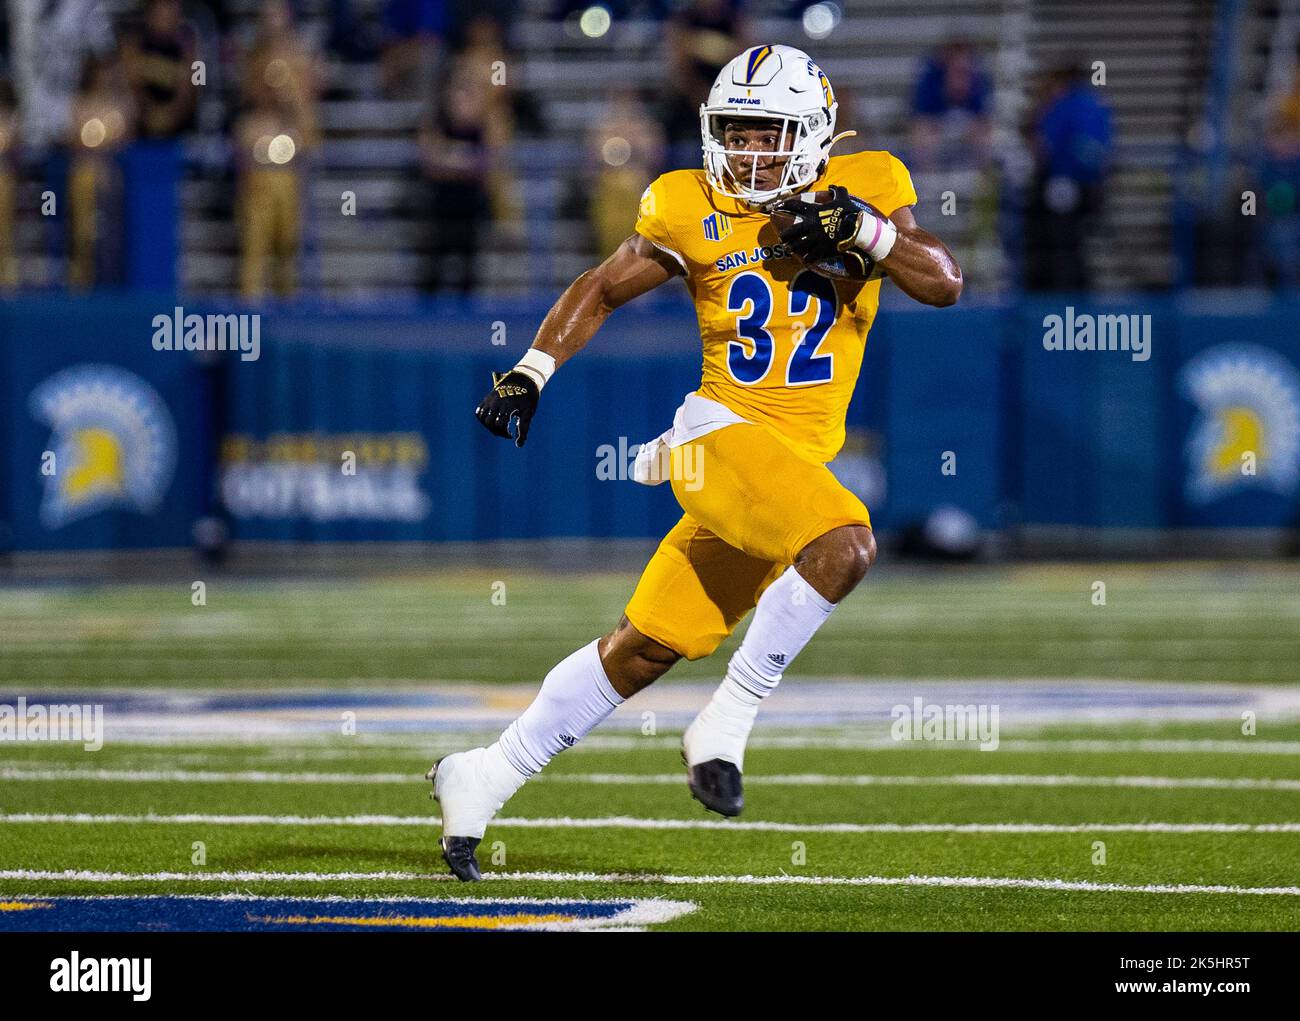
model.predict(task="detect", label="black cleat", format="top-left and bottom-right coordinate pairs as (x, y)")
top-left (685, 757), bottom-right (744, 817)
top-left (439, 835), bottom-right (483, 882)
top-left (428, 756), bottom-right (484, 881)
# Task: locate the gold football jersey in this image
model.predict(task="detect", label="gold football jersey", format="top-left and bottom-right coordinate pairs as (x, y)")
top-left (635, 150), bottom-right (916, 464)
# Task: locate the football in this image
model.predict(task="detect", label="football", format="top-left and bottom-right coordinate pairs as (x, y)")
top-left (767, 190), bottom-right (888, 281)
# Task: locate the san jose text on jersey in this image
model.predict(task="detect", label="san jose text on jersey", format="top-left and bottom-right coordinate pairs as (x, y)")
top-left (635, 149), bottom-right (916, 464)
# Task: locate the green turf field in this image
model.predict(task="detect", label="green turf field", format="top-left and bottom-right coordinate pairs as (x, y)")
top-left (1, 564), bottom-right (1298, 931)
top-left (2, 562), bottom-right (1298, 685)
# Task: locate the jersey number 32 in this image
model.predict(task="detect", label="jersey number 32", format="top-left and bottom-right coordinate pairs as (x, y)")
top-left (726, 270), bottom-right (837, 386)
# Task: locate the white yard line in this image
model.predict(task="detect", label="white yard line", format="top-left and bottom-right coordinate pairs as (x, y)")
top-left (0, 767), bottom-right (414, 783)
top-left (581, 737), bottom-right (1300, 755)
top-left (543, 773), bottom-right (1300, 791)
top-left (1, 868), bottom-right (1297, 896)
top-left (18, 736), bottom-right (1298, 755)
top-left (7, 766), bottom-right (1299, 791)
top-left (2, 813), bottom-right (1298, 834)
top-left (24, 732), bottom-right (1300, 753)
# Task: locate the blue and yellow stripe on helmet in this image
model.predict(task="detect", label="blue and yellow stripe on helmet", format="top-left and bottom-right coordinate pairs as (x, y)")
top-left (744, 45), bottom-right (774, 82)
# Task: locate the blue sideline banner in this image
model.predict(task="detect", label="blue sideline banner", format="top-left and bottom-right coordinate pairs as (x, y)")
top-left (0, 295), bottom-right (212, 551)
top-left (1171, 298), bottom-right (1300, 528)
top-left (1, 294), bottom-right (1298, 550)
top-left (214, 302), bottom-right (697, 543)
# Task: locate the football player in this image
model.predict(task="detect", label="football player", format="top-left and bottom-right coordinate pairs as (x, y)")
top-left (433, 44), bottom-right (962, 880)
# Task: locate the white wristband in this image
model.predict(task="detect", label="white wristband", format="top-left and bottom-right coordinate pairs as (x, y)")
top-left (854, 211), bottom-right (898, 262)
top-left (514, 348), bottom-right (556, 391)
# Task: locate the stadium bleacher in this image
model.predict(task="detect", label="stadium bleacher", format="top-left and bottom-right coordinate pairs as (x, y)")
top-left (0, 0), bottom-right (1255, 297)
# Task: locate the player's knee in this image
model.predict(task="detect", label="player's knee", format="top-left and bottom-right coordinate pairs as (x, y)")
top-left (796, 525), bottom-right (876, 602)
top-left (833, 527), bottom-right (876, 590)
top-left (599, 617), bottom-right (681, 697)
top-left (612, 644), bottom-right (679, 696)
top-left (626, 643), bottom-right (680, 689)
top-left (853, 527), bottom-right (878, 577)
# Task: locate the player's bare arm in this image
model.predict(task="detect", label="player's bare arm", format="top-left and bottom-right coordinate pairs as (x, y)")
top-left (773, 187), bottom-right (962, 307)
top-left (876, 204), bottom-right (963, 308)
top-left (474, 235), bottom-right (680, 446)
top-left (532, 234), bottom-right (682, 369)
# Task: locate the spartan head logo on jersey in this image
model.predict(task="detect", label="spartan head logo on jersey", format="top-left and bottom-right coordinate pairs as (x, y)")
top-left (29, 364), bottom-right (177, 529)
top-left (700, 45), bottom-right (845, 205)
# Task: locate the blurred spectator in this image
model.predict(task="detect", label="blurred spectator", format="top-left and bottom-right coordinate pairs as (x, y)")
top-left (909, 41), bottom-right (992, 171)
top-left (418, 45), bottom-right (511, 294)
top-left (1023, 61), bottom-right (1111, 292)
top-left (457, 16), bottom-right (520, 223)
top-left (0, 80), bottom-right (19, 290)
top-left (588, 89), bottom-right (666, 257)
top-left (661, 0), bottom-right (747, 163)
top-left (235, 0), bottom-right (321, 298)
top-left (8, 0), bottom-right (116, 151)
top-left (1259, 54), bottom-right (1300, 289)
top-left (235, 89), bottom-right (305, 298)
top-left (240, 0), bottom-right (322, 149)
top-left (381, 0), bottom-right (447, 99)
top-left (67, 54), bottom-right (135, 290)
top-left (122, 0), bottom-right (199, 140)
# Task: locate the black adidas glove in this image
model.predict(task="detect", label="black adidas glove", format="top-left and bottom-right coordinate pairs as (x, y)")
top-left (773, 185), bottom-right (868, 263)
top-left (475, 370), bottom-right (539, 447)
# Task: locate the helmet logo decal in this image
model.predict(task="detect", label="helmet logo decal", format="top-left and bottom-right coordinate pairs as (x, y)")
top-left (818, 69), bottom-right (834, 107)
top-left (745, 46), bottom-right (774, 82)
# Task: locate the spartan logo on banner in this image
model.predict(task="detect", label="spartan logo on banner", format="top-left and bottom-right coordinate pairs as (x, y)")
top-left (1180, 344), bottom-right (1300, 504)
top-left (28, 365), bottom-right (177, 529)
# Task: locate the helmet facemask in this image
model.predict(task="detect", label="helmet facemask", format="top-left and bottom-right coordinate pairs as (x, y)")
top-left (701, 106), bottom-right (834, 207)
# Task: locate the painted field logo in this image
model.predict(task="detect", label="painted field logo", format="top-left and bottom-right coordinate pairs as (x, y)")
top-left (1181, 344), bottom-right (1300, 503)
top-left (1042, 306), bottom-right (1151, 362)
top-left (50, 952), bottom-right (150, 1001)
top-left (2, 895), bottom-right (697, 932)
top-left (891, 697), bottom-right (1000, 751)
top-left (29, 365), bottom-right (177, 529)
top-left (0, 697), bottom-right (104, 750)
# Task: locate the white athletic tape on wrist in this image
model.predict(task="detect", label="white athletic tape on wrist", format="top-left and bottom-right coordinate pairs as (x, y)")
top-left (514, 348), bottom-right (556, 391)
top-left (854, 211), bottom-right (898, 263)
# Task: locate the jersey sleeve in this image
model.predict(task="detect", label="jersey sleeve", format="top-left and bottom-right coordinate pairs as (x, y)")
top-left (875, 153), bottom-right (918, 218)
top-left (635, 176), bottom-right (688, 272)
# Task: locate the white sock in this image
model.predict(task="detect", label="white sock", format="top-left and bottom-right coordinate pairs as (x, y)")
top-left (492, 639), bottom-right (624, 789)
top-left (685, 566), bottom-right (835, 769)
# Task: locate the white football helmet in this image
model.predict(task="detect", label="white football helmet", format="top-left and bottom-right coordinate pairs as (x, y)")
top-left (700, 44), bottom-right (840, 206)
